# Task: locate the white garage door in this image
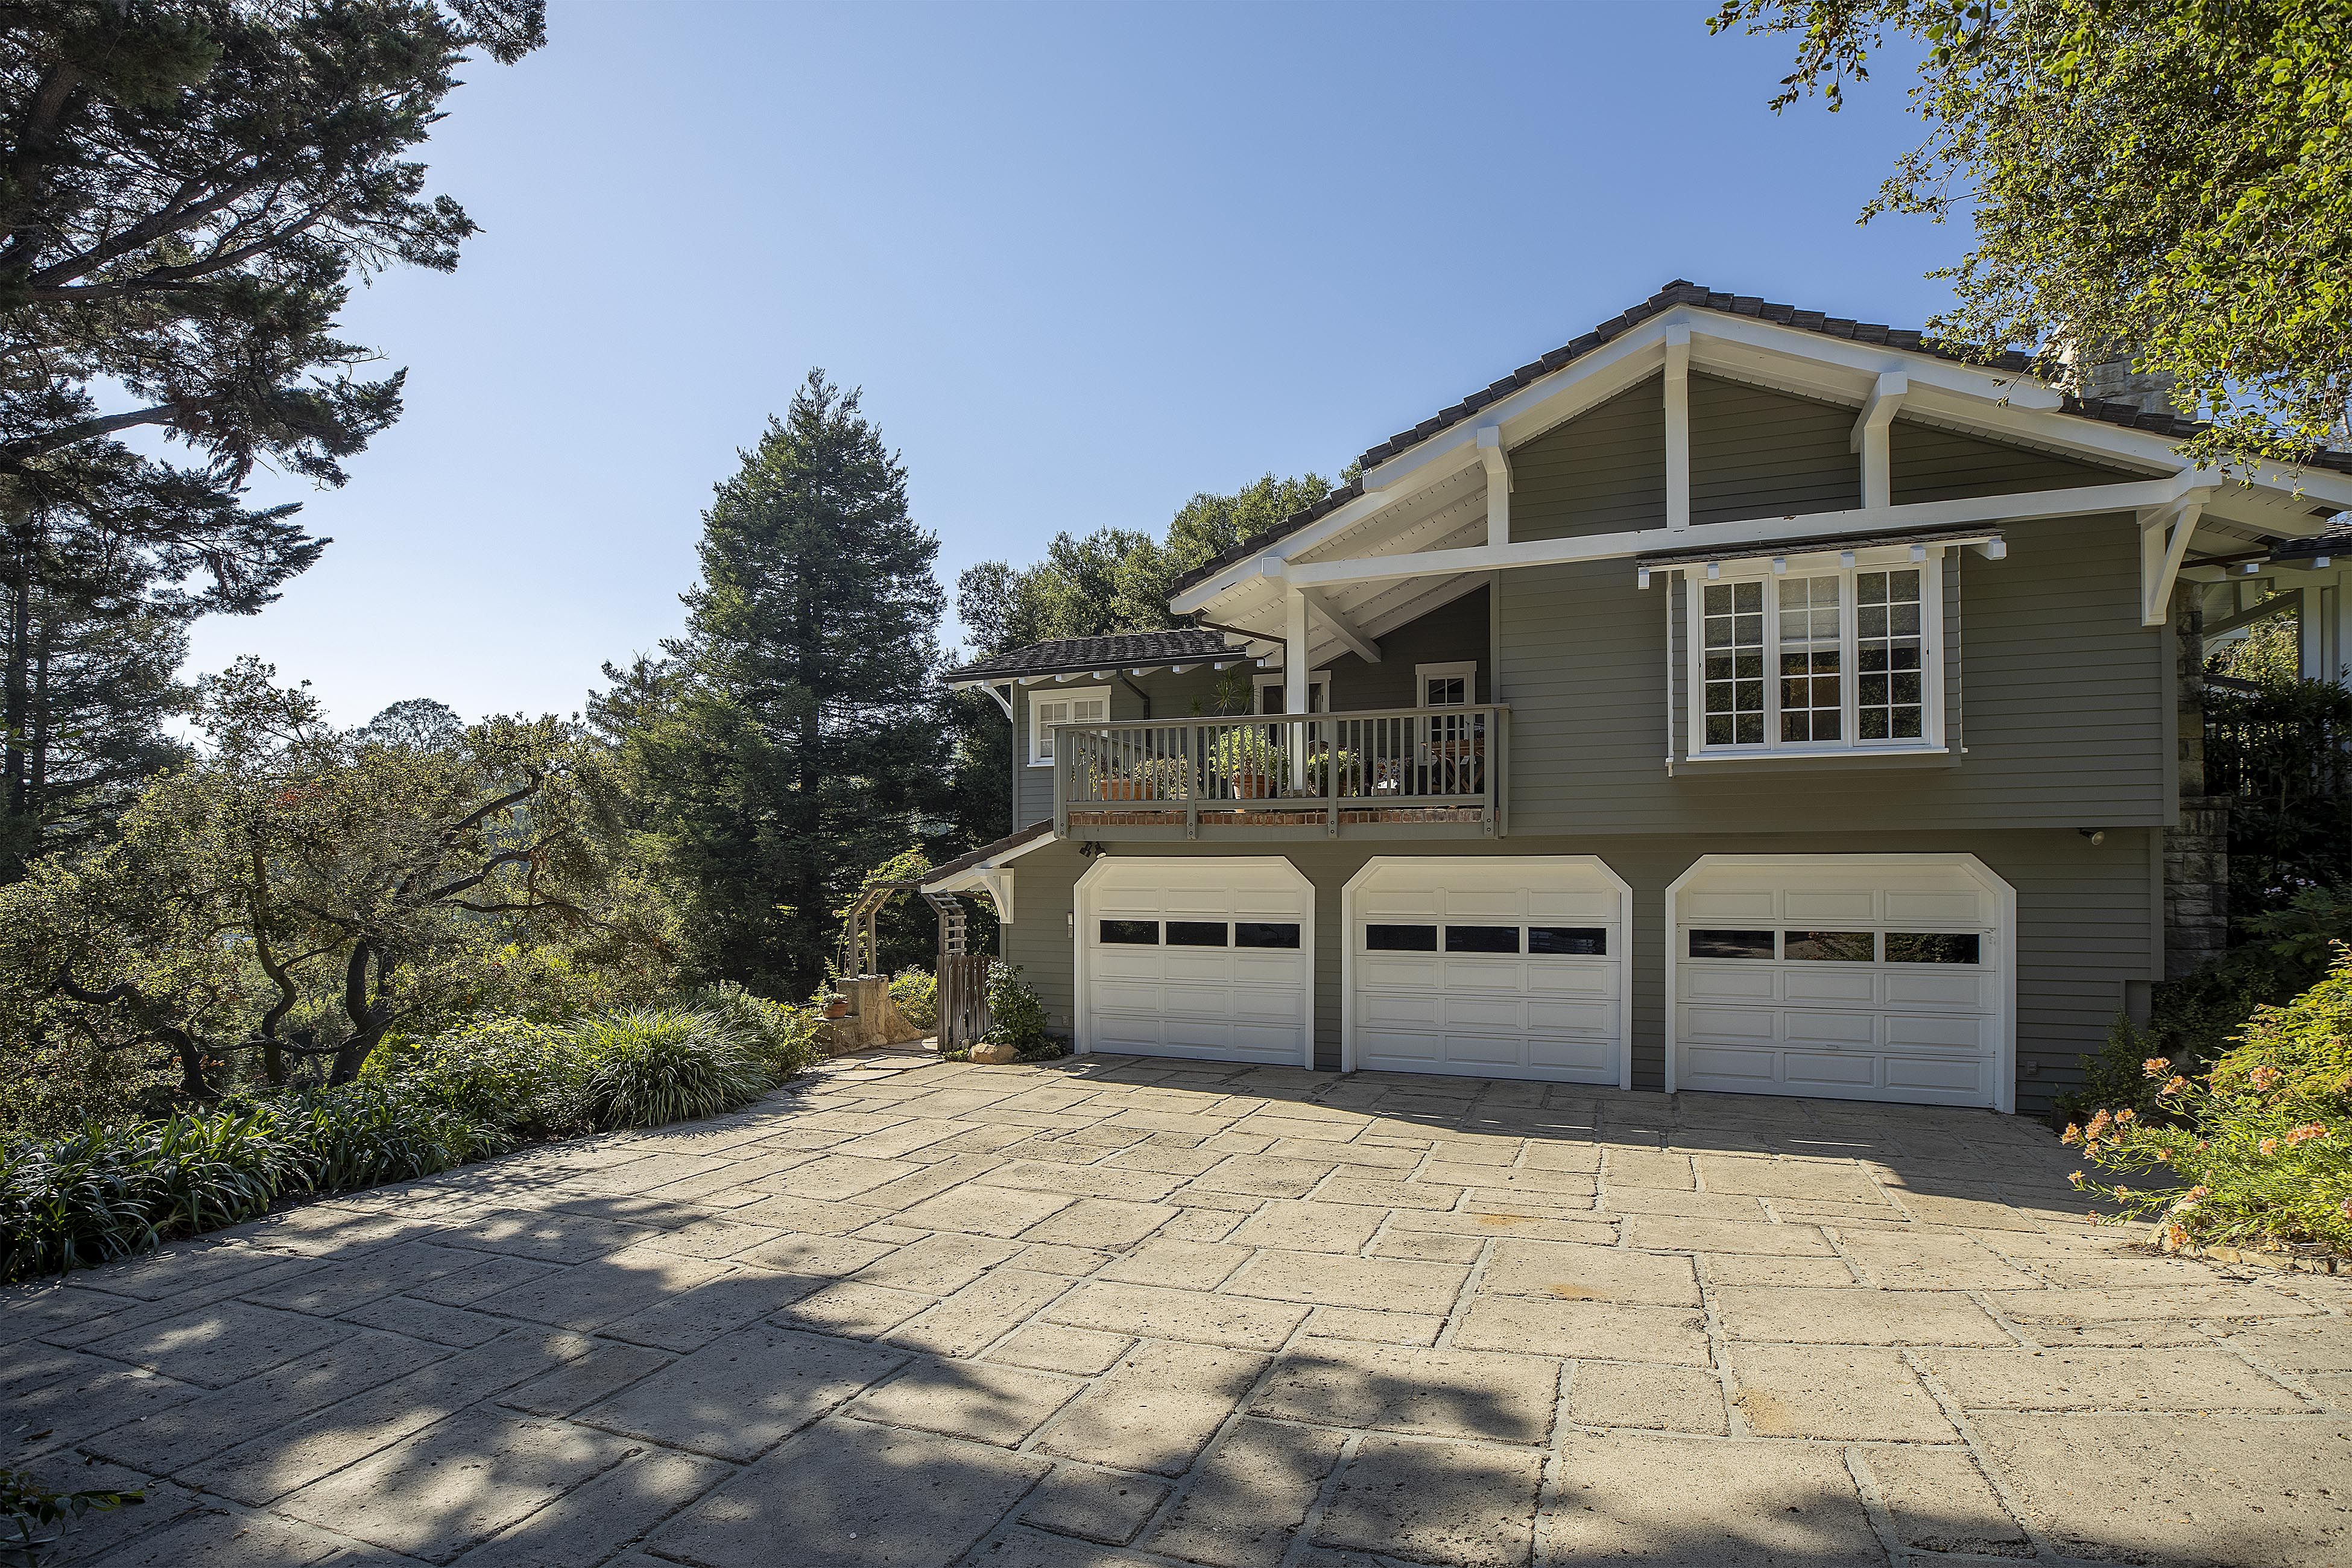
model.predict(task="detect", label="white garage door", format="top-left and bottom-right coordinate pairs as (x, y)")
top-left (1078, 857), bottom-right (1312, 1064)
top-left (1669, 855), bottom-right (2011, 1109)
top-left (1345, 857), bottom-right (1630, 1084)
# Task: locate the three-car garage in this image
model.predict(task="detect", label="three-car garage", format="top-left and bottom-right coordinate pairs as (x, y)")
top-left (1073, 852), bottom-right (2012, 1110)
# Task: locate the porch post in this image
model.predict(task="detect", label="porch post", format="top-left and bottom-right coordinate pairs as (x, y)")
top-left (1285, 586), bottom-right (1310, 788)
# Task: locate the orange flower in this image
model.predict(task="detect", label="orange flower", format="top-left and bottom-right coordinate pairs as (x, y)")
top-left (2085, 1109), bottom-right (2113, 1136)
top-left (2152, 1148), bottom-right (2171, 1163)
top-left (2164, 1223), bottom-right (2188, 1250)
top-left (2143, 1057), bottom-right (2172, 1079)
top-left (2061, 1124), bottom-right (2082, 1145)
top-left (2284, 1124), bottom-right (2328, 1145)
top-left (2250, 1066), bottom-right (2282, 1092)
top-left (2161, 1076), bottom-right (2191, 1096)
top-left (2115, 1108), bottom-right (2137, 1123)
top-left (2187, 1185), bottom-right (2210, 1201)
top-left (2069, 1171), bottom-right (2084, 1186)
top-left (2260, 1137), bottom-right (2279, 1156)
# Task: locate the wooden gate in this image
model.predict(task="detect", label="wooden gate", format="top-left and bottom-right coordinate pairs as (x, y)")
top-left (935, 953), bottom-right (993, 1053)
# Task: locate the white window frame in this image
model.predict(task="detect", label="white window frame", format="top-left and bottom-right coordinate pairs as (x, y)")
top-left (1684, 548), bottom-right (1944, 757)
top-left (1028, 684), bottom-right (1111, 767)
top-left (1253, 669), bottom-right (1332, 714)
top-left (1414, 660), bottom-right (1478, 708)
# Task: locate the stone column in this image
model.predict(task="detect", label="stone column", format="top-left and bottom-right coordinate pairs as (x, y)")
top-left (2163, 587), bottom-right (2231, 976)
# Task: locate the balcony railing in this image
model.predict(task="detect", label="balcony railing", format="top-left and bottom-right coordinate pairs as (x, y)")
top-left (1052, 704), bottom-right (1506, 839)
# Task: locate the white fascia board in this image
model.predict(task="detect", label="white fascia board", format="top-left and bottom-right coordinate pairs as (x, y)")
top-left (1168, 324), bottom-right (1672, 616)
top-left (1285, 470), bottom-right (2219, 591)
top-left (1682, 309), bottom-right (2063, 411)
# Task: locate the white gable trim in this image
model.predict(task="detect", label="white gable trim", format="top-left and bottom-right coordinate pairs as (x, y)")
top-left (1172, 304), bottom-right (2350, 618)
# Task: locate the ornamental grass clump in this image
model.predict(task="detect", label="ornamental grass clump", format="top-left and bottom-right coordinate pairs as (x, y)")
top-left (2069, 944), bottom-right (2352, 1256)
top-left (0, 1107), bottom-right (286, 1280)
top-left (574, 1008), bottom-right (772, 1130)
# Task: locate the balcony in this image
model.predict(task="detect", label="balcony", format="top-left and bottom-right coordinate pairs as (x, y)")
top-left (1052, 705), bottom-right (1506, 840)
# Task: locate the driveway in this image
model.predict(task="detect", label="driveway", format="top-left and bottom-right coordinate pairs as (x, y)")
top-left (5, 1052), bottom-right (2347, 1568)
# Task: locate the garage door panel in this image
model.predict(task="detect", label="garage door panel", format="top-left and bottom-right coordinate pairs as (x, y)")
top-left (1093, 982), bottom-right (1166, 1012)
top-left (1362, 958), bottom-right (1443, 988)
top-left (1784, 1052), bottom-right (1877, 1090)
top-left (1885, 972), bottom-right (1992, 1008)
top-left (1160, 953), bottom-right (1231, 982)
top-left (1885, 891), bottom-right (1986, 923)
top-left (1781, 970), bottom-right (1878, 1004)
top-left (1684, 1046), bottom-right (1778, 1086)
top-left (1529, 1037), bottom-right (1616, 1073)
top-left (1782, 1009), bottom-right (1879, 1046)
top-left (1523, 967), bottom-right (1612, 998)
top-left (1681, 966), bottom-right (1778, 1002)
top-left (1361, 993), bottom-right (1441, 1028)
top-left (1529, 891), bottom-right (1617, 921)
top-left (1682, 1005), bottom-right (1780, 1044)
top-left (1525, 999), bottom-right (1614, 1033)
top-left (1883, 1013), bottom-right (1988, 1051)
top-left (1684, 890), bottom-right (1775, 921)
top-left (1886, 1055), bottom-right (1988, 1095)
top-left (1785, 890), bottom-right (1875, 922)
top-left (1446, 995), bottom-right (1526, 1029)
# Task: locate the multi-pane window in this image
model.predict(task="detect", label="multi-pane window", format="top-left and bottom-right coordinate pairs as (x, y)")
top-left (1690, 557), bottom-right (1940, 754)
top-left (1856, 569), bottom-right (1926, 741)
top-left (1701, 581), bottom-right (1766, 745)
top-left (1030, 687), bottom-right (1110, 765)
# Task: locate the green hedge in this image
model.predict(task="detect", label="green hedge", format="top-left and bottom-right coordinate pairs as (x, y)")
top-left (1, 997), bottom-right (825, 1284)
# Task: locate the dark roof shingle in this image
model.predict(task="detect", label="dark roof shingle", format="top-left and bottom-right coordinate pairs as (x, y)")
top-left (944, 627), bottom-right (1235, 682)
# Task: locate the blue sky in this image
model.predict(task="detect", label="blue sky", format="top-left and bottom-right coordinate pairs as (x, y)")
top-left (188, 0), bottom-right (1955, 727)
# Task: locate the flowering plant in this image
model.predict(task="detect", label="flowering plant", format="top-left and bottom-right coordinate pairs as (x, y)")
top-left (2067, 944), bottom-right (2351, 1255)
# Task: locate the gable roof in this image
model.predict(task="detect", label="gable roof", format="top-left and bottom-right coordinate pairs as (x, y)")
top-left (1169, 279), bottom-right (2352, 598)
top-left (943, 627), bottom-right (1234, 683)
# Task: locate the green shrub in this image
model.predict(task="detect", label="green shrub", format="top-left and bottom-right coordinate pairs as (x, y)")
top-left (271, 1084), bottom-right (486, 1192)
top-left (2070, 944), bottom-right (2352, 1255)
top-left (2061, 885), bottom-right (2352, 1123)
top-left (980, 964), bottom-right (1064, 1061)
top-left (0, 1108), bottom-right (286, 1280)
top-left (574, 1008), bottom-right (772, 1129)
top-left (890, 970), bottom-right (938, 1031)
top-left (674, 983), bottom-right (828, 1079)
top-left (365, 1016), bottom-right (590, 1143)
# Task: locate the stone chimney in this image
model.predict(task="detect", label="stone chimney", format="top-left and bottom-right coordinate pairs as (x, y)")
top-left (2061, 338), bottom-right (2177, 417)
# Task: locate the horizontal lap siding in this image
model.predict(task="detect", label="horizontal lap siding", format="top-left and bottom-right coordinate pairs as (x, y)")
top-left (1500, 382), bottom-right (2168, 832)
top-left (1689, 373), bottom-right (1857, 524)
top-left (1005, 829), bottom-right (2152, 1118)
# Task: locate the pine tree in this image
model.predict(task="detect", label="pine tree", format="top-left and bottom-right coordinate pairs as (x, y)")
top-left (628, 372), bottom-right (946, 995)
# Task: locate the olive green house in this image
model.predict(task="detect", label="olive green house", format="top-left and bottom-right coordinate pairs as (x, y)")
top-left (928, 282), bottom-right (2352, 1118)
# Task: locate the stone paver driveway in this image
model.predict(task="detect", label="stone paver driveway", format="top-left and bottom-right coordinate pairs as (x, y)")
top-left (7, 1052), bottom-right (2349, 1568)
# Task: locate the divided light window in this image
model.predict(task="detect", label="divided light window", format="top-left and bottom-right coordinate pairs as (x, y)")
top-left (1030, 686), bottom-right (1111, 766)
top-left (1692, 556), bottom-right (1939, 756)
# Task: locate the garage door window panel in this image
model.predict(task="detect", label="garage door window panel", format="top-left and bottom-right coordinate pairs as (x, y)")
top-left (1234, 922), bottom-right (1300, 949)
top-left (1166, 922), bottom-right (1229, 947)
top-left (1445, 925), bottom-right (1521, 954)
top-left (1784, 931), bottom-right (1874, 963)
top-left (1100, 920), bottom-right (1159, 944)
top-left (1886, 932), bottom-right (1980, 964)
top-left (1367, 924), bottom-right (1439, 952)
top-left (1689, 929), bottom-right (1775, 960)
top-left (1529, 926), bottom-right (1608, 956)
